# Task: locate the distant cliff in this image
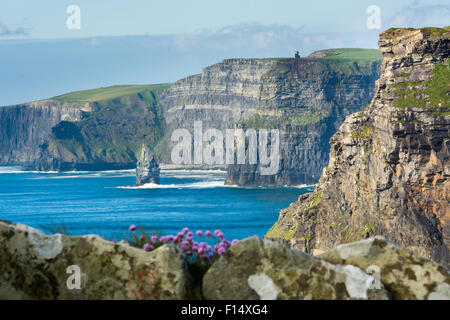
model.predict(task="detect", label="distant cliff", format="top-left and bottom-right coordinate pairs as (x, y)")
top-left (0, 50), bottom-right (381, 180)
top-left (0, 100), bottom-right (83, 165)
top-left (0, 85), bottom-right (169, 171)
top-left (159, 50), bottom-right (382, 185)
top-left (265, 27), bottom-right (450, 267)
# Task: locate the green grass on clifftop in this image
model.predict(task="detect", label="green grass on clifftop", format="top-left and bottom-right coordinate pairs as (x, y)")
top-left (312, 48), bottom-right (382, 64)
top-left (308, 48), bottom-right (382, 75)
top-left (381, 26), bottom-right (450, 39)
top-left (53, 84), bottom-right (171, 104)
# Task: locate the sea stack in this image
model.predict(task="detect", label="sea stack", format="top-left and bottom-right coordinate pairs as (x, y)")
top-left (136, 144), bottom-right (160, 185)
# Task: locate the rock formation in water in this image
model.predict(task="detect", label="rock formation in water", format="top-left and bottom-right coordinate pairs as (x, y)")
top-left (159, 51), bottom-right (381, 186)
top-left (1, 220), bottom-right (448, 300)
top-left (136, 144), bottom-right (160, 185)
top-left (266, 27), bottom-right (450, 267)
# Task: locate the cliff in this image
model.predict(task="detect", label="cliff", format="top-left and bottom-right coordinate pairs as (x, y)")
top-left (159, 50), bottom-right (382, 185)
top-left (0, 51), bottom-right (380, 178)
top-left (0, 85), bottom-right (170, 171)
top-left (265, 27), bottom-right (450, 267)
top-left (0, 100), bottom-right (83, 165)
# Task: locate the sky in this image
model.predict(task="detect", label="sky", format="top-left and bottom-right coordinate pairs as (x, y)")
top-left (0, 0), bottom-right (448, 105)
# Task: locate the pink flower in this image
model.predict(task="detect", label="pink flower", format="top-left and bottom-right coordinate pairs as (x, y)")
top-left (151, 236), bottom-right (157, 243)
top-left (129, 224), bottom-right (137, 232)
top-left (143, 243), bottom-right (154, 252)
top-left (214, 229), bottom-right (224, 239)
top-left (199, 242), bottom-right (207, 248)
top-left (181, 241), bottom-right (190, 247)
top-left (166, 235), bottom-right (174, 242)
top-left (182, 227), bottom-right (189, 234)
top-left (196, 230), bottom-right (204, 237)
top-left (218, 247), bottom-right (226, 255)
top-left (198, 247), bottom-right (204, 254)
top-left (159, 236), bottom-right (167, 243)
top-left (231, 239), bottom-right (239, 246)
top-left (205, 230), bottom-right (212, 238)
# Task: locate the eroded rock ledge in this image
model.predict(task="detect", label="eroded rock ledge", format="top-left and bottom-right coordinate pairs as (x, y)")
top-left (0, 220), bottom-right (448, 300)
top-left (0, 220), bottom-right (191, 299)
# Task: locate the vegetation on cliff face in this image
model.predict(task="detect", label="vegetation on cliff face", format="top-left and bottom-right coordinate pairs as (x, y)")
top-left (390, 59), bottom-right (449, 110)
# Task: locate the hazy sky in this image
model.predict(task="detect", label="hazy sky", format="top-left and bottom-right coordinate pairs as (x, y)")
top-left (0, 0), bottom-right (448, 106)
top-left (1, 0), bottom-right (448, 39)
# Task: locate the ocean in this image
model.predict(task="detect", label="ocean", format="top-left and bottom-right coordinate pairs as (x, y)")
top-left (0, 167), bottom-right (314, 242)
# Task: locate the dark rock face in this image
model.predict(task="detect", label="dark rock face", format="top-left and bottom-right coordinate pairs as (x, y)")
top-left (266, 27), bottom-right (450, 267)
top-left (160, 56), bottom-right (381, 186)
top-left (33, 93), bottom-right (166, 172)
top-left (136, 144), bottom-right (160, 185)
top-left (0, 100), bottom-right (83, 166)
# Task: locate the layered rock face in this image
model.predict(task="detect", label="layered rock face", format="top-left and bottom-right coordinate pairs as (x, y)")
top-left (227, 57), bottom-right (381, 186)
top-left (157, 59), bottom-right (276, 165)
top-left (266, 27), bottom-right (450, 267)
top-left (160, 54), bottom-right (381, 185)
top-left (136, 144), bottom-right (160, 185)
top-left (0, 220), bottom-right (192, 299)
top-left (0, 100), bottom-right (83, 165)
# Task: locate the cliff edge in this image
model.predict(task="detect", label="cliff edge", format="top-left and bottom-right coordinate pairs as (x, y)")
top-left (266, 27), bottom-right (450, 267)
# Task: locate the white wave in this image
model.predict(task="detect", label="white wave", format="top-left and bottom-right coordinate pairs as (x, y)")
top-left (292, 184), bottom-right (316, 189)
top-left (0, 166), bottom-right (25, 174)
top-left (118, 180), bottom-right (225, 189)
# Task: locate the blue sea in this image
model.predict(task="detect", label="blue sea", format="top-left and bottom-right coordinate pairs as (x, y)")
top-left (0, 167), bottom-right (314, 242)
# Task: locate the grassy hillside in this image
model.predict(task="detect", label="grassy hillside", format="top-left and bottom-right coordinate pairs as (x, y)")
top-left (311, 48), bottom-right (382, 63)
top-left (307, 48), bottom-right (382, 75)
top-left (38, 83), bottom-right (172, 170)
top-left (53, 84), bottom-right (171, 104)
